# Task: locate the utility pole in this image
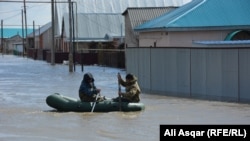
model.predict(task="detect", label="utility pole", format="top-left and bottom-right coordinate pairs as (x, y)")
top-left (38, 25), bottom-right (40, 49)
top-left (68, 0), bottom-right (73, 72)
top-left (22, 10), bottom-right (25, 57)
top-left (23, 0), bottom-right (28, 54)
top-left (33, 21), bottom-right (35, 48)
top-left (51, 0), bottom-right (55, 65)
top-left (72, 3), bottom-right (75, 72)
top-left (1, 20), bottom-right (3, 55)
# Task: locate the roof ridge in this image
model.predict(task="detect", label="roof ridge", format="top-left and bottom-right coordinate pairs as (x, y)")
top-left (168, 0), bottom-right (206, 26)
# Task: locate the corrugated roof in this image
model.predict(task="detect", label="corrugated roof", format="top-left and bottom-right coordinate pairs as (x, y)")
top-left (64, 13), bottom-right (124, 42)
top-left (55, 0), bottom-right (192, 38)
top-left (57, 0), bottom-right (191, 13)
top-left (122, 7), bottom-right (178, 47)
top-left (27, 22), bottom-right (51, 37)
top-left (135, 0), bottom-right (250, 31)
top-left (123, 7), bottom-right (177, 30)
top-left (0, 28), bottom-right (33, 38)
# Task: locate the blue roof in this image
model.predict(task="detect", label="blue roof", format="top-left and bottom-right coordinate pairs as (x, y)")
top-left (0, 28), bottom-right (33, 38)
top-left (134, 0), bottom-right (250, 31)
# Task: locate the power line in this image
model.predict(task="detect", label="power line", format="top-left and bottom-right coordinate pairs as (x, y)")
top-left (0, 9), bottom-right (20, 14)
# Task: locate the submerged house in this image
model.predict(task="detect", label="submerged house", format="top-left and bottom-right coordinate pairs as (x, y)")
top-left (46, 0), bottom-right (191, 66)
top-left (126, 0), bottom-right (250, 103)
top-left (0, 28), bottom-right (32, 55)
top-left (54, 0), bottom-right (192, 52)
top-left (61, 13), bottom-right (125, 53)
top-left (27, 22), bottom-right (52, 60)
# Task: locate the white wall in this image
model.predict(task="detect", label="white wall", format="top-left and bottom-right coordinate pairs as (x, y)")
top-left (138, 30), bottom-right (230, 47)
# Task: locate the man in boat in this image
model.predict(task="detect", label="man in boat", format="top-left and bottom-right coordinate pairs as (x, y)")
top-left (79, 72), bottom-right (105, 102)
top-left (113, 73), bottom-right (141, 103)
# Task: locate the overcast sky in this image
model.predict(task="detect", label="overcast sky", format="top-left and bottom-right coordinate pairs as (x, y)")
top-left (0, 0), bottom-right (51, 28)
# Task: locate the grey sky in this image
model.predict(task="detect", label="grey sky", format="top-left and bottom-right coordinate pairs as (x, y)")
top-left (0, 0), bottom-right (51, 28)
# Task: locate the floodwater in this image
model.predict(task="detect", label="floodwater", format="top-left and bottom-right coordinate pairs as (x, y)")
top-left (1, 54), bottom-right (250, 141)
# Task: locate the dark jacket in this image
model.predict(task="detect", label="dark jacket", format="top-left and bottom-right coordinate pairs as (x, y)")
top-left (79, 73), bottom-right (99, 102)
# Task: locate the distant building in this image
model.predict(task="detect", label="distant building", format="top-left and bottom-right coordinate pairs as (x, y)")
top-left (6, 34), bottom-right (23, 55)
top-left (27, 22), bottom-right (52, 50)
top-left (122, 7), bottom-right (177, 47)
top-left (54, 0), bottom-right (191, 52)
top-left (27, 22), bottom-right (52, 60)
top-left (0, 28), bottom-right (32, 55)
top-left (60, 13), bottom-right (124, 53)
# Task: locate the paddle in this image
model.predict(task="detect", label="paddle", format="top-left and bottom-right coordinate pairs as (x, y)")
top-left (118, 73), bottom-right (121, 111)
top-left (91, 93), bottom-right (99, 112)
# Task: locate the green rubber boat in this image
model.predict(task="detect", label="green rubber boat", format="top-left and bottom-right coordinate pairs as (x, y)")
top-left (46, 93), bottom-right (145, 112)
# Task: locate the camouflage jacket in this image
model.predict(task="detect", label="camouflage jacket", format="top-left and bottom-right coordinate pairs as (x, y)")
top-left (119, 75), bottom-right (141, 102)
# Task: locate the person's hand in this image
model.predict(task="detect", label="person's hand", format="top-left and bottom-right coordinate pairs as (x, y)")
top-left (117, 73), bottom-right (121, 81)
top-left (96, 89), bottom-right (101, 93)
top-left (118, 92), bottom-right (122, 96)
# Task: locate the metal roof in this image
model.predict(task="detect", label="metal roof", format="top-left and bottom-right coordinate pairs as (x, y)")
top-left (27, 22), bottom-right (51, 37)
top-left (57, 0), bottom-right (191, 14)
top-left (122, 7), bottom-right (178, 47)
top-left (135, 0), bottom-right (250, 31)
top-left (0, 28), bottom-right (33, 38)
top-left (55, 0), bottom-right (192, 39)
top-left (64, 13), bottom-right (124, 42)
top-left (123, 7), bottom-right (177, 31)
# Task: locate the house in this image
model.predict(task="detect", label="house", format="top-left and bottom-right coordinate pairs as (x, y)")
top-left (48, 0), bottom-right (191, 67)
top-left (6, 34), bottom-right (23, 55)
top-left (27, 22), bottom-right (52, 50)
top-left (61, 13), bottom-right (124, 53)
top-left (122, 7), bottom-right (178, 47)
top-left (0, 28), bottom-right (32, 55)
top-left (134, 0), bottom-right (250, 47)
top-left (125, 0), bottom-right (250, 103)
top-left (27, 22), bottom-right (52, 60)
top-left (54, 0), bottom-right (192, 52)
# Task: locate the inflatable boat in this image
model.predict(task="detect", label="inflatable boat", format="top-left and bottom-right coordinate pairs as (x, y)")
top-left (46, 93), bottom-right (145, 112)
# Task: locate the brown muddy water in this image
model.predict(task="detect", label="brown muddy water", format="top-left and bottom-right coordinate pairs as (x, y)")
top-left (1, 55), bottom-right (250, 141)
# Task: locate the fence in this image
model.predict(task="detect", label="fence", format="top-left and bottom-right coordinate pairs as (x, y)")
top-left (126, 47), bottom-right (250, 103)
top-left (26, 48), bottom-right (125, 68)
